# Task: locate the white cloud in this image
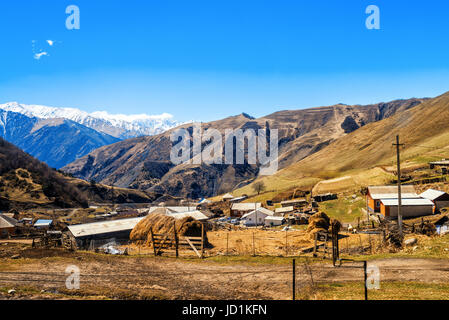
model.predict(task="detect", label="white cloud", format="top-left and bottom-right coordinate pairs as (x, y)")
top-left (46, 40), bottom-right (54, 46)
top-left (34, 52), bottom-right (49, 60)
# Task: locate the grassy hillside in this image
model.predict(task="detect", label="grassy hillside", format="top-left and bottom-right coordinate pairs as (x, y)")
top-left (0, 138), bottom-right (89, 210)
top-left (233, 91), bottom-right (449, 196)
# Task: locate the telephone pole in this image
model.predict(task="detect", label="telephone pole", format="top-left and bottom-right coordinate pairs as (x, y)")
top-left (393, 135), bottom-right (404, 237)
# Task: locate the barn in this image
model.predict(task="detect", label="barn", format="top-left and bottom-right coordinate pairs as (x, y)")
top-left (380, 198), bottom-right (434, 219)
top-left (366, 185), bottom-right (419, 214)
top-left (420, 189), bottom-right (449, 212)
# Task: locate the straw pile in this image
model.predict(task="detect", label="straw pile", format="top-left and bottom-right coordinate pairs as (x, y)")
top-left (305, 212), bottom-right (341, 239)
top-left (306, 212), bottom-right (330, 239)
top-left (130, 213), bottom-right (207, 247)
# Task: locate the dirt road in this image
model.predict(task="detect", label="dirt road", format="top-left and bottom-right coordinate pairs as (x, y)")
top-left (0, 245), bottom-right (448, 300)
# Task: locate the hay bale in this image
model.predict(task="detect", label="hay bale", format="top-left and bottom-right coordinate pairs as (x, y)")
top-left (306, 212), bottom-right (330, 233)
top-left (130, 213), bottom-right (207, 247)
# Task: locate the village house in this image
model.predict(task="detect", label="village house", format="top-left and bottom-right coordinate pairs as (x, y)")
top-left (379, 198), bottom-right (434, 219)
top-left (420, 189), bottom-right (449, 213)
top-left (230, 202), bottom-right (261, 217)
top-left (241, 207), bottom-right (274, 226)
top-left (366, 185), bottom-right (420, 214)
top-left (0, 214), bottom-right (18, 238)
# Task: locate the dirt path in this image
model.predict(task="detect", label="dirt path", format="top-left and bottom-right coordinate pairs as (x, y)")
top-left (0, 248), bottom-right (448, 300)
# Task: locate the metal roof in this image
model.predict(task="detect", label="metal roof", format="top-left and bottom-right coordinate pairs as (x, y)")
top-left (242, 208), bottom-right (273, 219)
top-left (420, 189), bottom-right (447, 201)
top-left (275, 206), bottom-right (294, 213)
top-left (34, 219), bottom-right (53, 227)
top-left (231, 203), bottom-right (261, 211)
top-left (265, 216), bottom-right (285, 221)
top-left (67, 217), bottom-right (143, 238)
top-left (148, 206), bottom-right (195, 214)
top-left (222, 193), bottom-right (234, 199)
top-left (167, 210), bottom-right (209, 221)
top-left (368, 185), bottom-right (418, 199)
top-left (0, 215), bottom-right (17, 228)
top-left (380, 198), bottom-right (434, 206)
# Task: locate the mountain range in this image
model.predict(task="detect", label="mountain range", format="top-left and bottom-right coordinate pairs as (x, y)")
top-left (63, 97), bottom-right (426, 198)
top-left (0, 102), bottom-right (182, 168)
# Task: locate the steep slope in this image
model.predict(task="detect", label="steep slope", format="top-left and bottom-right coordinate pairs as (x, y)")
top-left (63, 98), bottom-right (425, 198)
top-left (0, 110), bottom-right (119, 168)
top-left (237, 91), bottom-right (449, 195)
top-left (0, 102), bottom-right (181, 139)
top-left (0, 138), bottom-right (89, 210)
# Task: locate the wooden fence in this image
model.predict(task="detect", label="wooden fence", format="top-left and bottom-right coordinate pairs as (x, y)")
top-left (148, 224), bottom-right (206, 258)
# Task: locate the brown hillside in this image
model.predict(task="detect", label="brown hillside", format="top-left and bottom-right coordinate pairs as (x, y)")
top-left (63, 98), bottom-right (424, 198)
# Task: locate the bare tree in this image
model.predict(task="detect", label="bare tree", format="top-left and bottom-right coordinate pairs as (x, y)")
top-left (252, 181), bottom-right (266, 195)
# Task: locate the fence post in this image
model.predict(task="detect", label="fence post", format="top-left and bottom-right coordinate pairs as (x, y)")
top-left (150, 227), bottom-right (157, 256)
top-left (174, 221), bottom-right (178, 258)
top-left (292, 259), bottom-right (296, 301)
top-left (285, 230), bottom-right (288, 256)
top-left (201, 223), bottom-right (204, 259)
top-left (313, 232), bottom-right (318, 257)
top-left (226, 232), bottom-right (229, 256)
top-left (363, 260), bottom-right (368, 300)
top-left (252, 232), bottom-right (255, 257)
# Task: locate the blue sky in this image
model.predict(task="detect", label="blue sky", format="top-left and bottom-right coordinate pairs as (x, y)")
top-left (1, 0), bottom-right (449, 122)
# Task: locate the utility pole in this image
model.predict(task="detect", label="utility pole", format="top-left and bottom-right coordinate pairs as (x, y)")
top-left (393, 135), bottom-right (404, 237)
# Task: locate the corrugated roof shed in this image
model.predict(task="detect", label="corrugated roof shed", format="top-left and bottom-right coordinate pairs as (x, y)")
top-left (67, 217), bottom-right (143, 238)
top-left (380, 198), bottom-right (434, 206)
top-left (420, 189), bottom-right (447, 201)
top-left (222, 193), bottom-right (234, 199)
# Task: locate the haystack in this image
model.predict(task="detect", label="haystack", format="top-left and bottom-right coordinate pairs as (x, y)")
top-left (130, 213), bottom-right (207, 247)
top-left (306, 212), bottom-right (341, 240)
top-left (306, 212), bottom-right (330, 232)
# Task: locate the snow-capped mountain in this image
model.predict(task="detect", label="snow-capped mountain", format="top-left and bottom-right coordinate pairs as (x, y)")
top-left (0, 109), bottom-right (119, 168)
top-left (0, 102), bottom-right (181, 139)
